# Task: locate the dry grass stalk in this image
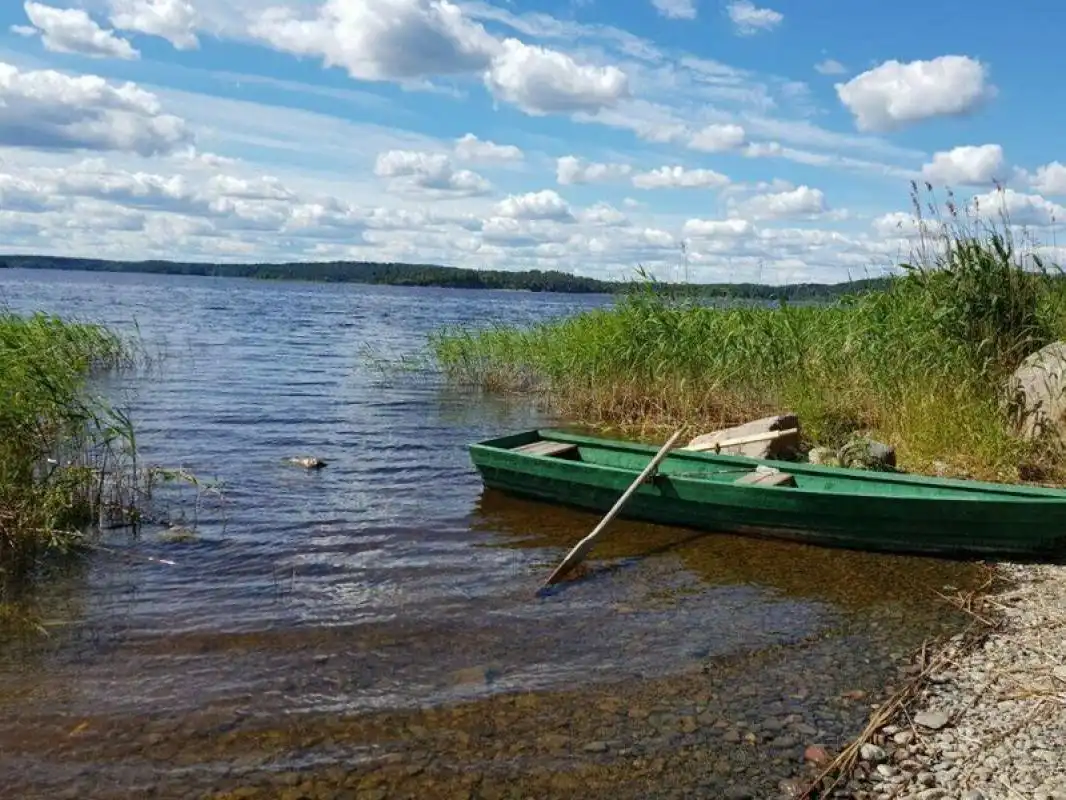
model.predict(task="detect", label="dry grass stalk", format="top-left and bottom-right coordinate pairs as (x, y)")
top-left (797, 584), bottom-right (1002, 799)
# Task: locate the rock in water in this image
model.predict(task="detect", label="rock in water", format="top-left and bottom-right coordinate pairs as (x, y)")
top-left (838, 436), bottom-right (896, 471)
top-left (1006, 341), bottom-right (1066, 442)
top-left (684, 413), bottom-right (801, 459)
top-left (286, 456), bottom-right (328, 469)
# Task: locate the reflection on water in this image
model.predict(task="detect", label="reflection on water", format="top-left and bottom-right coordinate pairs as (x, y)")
top-left (0, 269), bottom-right (986, 798)
top-left (472, 490), bottom-right (987, 613)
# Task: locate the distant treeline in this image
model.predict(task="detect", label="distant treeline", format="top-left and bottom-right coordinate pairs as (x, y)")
top-left (0, 254), bottom-right (894, 300)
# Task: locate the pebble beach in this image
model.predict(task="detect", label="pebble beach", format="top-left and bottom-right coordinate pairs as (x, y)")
top-left (848, 563), bottom-right (1066, 800)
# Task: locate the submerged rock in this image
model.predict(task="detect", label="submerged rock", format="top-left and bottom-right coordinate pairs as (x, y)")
top-left (285, 456), bottom-right (328, 470)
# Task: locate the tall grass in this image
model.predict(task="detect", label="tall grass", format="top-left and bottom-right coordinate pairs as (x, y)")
top-left (0, 312), bottom-right (140, 590)
top-left (433, 185), bottom-right (1066, 483)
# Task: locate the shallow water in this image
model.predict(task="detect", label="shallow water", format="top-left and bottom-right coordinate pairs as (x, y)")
top-left (0, 268), bottom-right (984, 798)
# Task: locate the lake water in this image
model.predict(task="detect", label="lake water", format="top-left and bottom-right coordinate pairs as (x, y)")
top-left (0, 268), bottom-right (983, 800)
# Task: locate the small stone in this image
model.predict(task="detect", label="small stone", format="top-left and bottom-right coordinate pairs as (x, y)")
top-left (913, 711), bottom-right (950, 730)
top-left (804, 745), bottom-right (830, 765)
top-left (843, 689), bottom-right (867, 701)
top-left (723, 729), bottom-right (741, 743)
top-left (875, 765), bottom-right (896, 779)
top-left (539, 733), bottom-right (569, 751)
top-left (583, 741), bottom-right (608, 753)
top-left (916, 790), bottom-right (946, 800)
top-left (793, 723), bottom-right (818, 736)
top-left (860, 743), bottom-right (887, 764)
top-left (916, 771), bottom-right (935, 787)
top-left (770, 735), bottom-right (799, 749)
top-left (962, 792), bottom-right (985, 800)
top-left (893, 731), bottom-right (915, 746)
top-left (725, 787), bottom-right (754, 800)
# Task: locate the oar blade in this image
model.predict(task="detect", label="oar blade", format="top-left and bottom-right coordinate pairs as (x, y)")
top-left (540, 429), bottom-right (684, 589)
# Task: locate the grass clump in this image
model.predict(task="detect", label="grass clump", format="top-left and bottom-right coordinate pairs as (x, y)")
top-left (0, 311), bottom-right (141, 591)
top-left (432, 185), bottom-right (1066, 483)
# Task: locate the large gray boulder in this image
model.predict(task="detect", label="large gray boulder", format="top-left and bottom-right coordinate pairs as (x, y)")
top-left (684, 413), bottom-right (800, 459)
top-left (1006, 341), bottom-right (1066, 442)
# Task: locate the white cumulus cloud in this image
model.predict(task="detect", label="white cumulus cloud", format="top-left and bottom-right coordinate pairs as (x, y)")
top-left (969, 188), bottom-right (1065, 228)
top-left (374, 149), bottom-right (491, 196)
top-left (485, 38), bottom-right (628, 115)
top-left (1030, 162), bottom-right (1066, 196)
top-left (836, 55), bottom-right (993, 132)
top-left (921, 144), bottom-right (1004, 186)
top-left (0, 62), bottom-right (191, 155)
top-left (556, 156), bottom-right (631, 185)
top-left (683, 218), bottom-right (754, 237)
top-left (495, 189), bottom-right (573, 220)
top-left (688, 123), bottom-right (746, 152)
top-left (578, 202), bottom-right (628, 226)
top-left (109, 0), bottom-right (199, 50)
top-left (632, 166), bottom-right (730, 189)
top-left (249, 0), bottom-right (496, 83)
top-left (726, 1), bottom-right (783, 35)
top-left (23, 2), bottom-right (139, 59)
top-left (732, 185), bottom-right (827, 220)
top-left (453, 132), bottom-right (523, 162)
top-left (870, 211), bottom-right (937, 239)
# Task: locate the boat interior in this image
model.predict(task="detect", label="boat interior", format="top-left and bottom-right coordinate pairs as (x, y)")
top-left (484, 430), bottom-right (1066, 502)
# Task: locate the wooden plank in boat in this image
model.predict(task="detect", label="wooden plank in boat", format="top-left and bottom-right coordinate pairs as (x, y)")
top-left (514, 440), bottom-right (578, 458)
top-left (734, 470), bottom-right (796, 487)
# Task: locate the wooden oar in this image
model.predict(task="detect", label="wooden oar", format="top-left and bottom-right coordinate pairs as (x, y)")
top-left (684, 427), bottom-right (799, 454)
top-left (543, 428), bottom-right (685, 587)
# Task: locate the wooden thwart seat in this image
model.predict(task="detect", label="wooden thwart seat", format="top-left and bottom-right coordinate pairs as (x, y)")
top-left (734, 469), bottom-right (796, 487)
top-left (514, 440), bottom-right (578, 457)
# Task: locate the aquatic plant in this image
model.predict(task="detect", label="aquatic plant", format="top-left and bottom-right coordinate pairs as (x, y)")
top-left (432, 184), bottom-right (1066, 482)
top-left (0, 312), bottom-right (142, 590)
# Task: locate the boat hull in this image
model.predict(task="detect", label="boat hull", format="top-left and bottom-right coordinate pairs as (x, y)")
top-left (470, 430), bottom-right (1066, 559)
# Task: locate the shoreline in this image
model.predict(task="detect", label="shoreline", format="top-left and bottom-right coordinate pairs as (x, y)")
top-left (819, 562), bottom-right (1066, 800)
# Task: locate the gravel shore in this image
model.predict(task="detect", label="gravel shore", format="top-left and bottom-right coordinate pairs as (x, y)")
top-left (851, 563), bottom-right (1066, 800)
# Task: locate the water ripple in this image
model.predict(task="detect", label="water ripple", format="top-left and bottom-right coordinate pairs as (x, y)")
top-left (0, 269), bottom-right (982, 726)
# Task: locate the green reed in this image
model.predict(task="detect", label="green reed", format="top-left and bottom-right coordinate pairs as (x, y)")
top-left (433, 185), bottom-right (1066, 483)
top-left (0, 312), bottom-right (142, 590)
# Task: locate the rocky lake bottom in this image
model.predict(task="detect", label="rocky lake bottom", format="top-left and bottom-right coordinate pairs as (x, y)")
top-left (0, 520), bottom-right (988, 800)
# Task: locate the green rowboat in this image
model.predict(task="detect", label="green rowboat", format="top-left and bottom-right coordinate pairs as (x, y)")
top-left (469, 428), bottom-right (1066, 559)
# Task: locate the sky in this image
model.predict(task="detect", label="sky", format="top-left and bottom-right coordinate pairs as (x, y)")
top-left (0, 0), bottom-right (1064, 284)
